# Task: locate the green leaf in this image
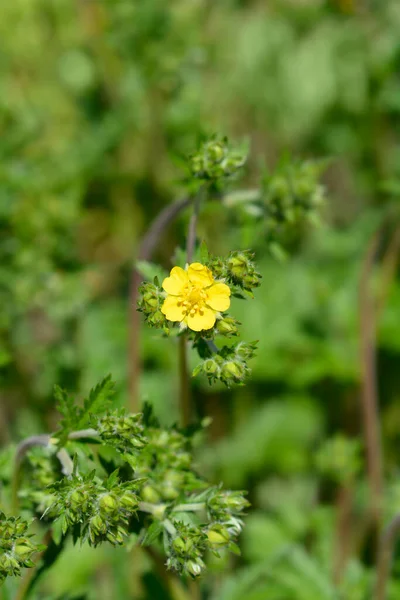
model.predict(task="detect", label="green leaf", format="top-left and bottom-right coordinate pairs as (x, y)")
top-left (200, 240), bottom-right (210, 263)
top-left (136, 260), bottom-right (168, 283)
top-left (55, 376), bottom-right (115, 444)
top-left (141, 521), bottom-right (164, 546)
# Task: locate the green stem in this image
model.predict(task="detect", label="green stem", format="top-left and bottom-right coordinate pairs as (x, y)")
top-left (179, 187), bottom-right (206, 428)
top-left (179, 334), bottom-right (191, 428)
top-left (375, 513), bottom-right (400, 600)
top-left (172, 502), bottom-right (205, 513)
top-left (11, 429), bottom-right (100, 514)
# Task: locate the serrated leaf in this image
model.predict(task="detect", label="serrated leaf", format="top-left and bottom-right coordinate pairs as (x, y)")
top-left (105, 468), bottom-right (120, 489)
top-left (76, 375), bottom-right (115, 430)
top-left (55, 376), bottom-right (115, 443)
top-left (141, 521), bottom-right (164, 546)
top-left (136, 260), bottom-right (168, 283)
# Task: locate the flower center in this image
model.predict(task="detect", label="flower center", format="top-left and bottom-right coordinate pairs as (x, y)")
top-left (177, 285), bottom-right (207, 318)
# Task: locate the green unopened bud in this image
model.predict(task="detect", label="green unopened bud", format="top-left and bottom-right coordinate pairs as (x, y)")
top-left (152, 504), bottom-right (167, 520)
top-left (99, 493), bottom-right (119, 514)
top-left (186, 559), bottom-right (204, 577)
top-left (216, 317), bottom-right (238, 336)
top-left (208, 142), bottom-right (225, 163)
top-left (1, 553), bottom-right (19, 572)
top-left (13, 541), bottom-right (35, 558)
top-left (69, 489), bottom-right (86, 511)
top-left (203, 358), bottom-right (219, 375)
top-left (221, 360), bottom-right (244, 380)
top-left (207, 526), bottom-right (230, 546)
top-left (235, 341), bottom-right (257, 360)
top-left (172, 536), bottom-right (186, 554)
top-left (141, 485), bottom-right (161, 504)
top-left (90, 514), bottom-right (107, 535)
top-left (120, 492), bottom-right (138, 510)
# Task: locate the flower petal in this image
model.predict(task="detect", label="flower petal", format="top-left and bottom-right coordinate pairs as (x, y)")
top-left (186, 308), bottom-right (216, 331)
top-left (206, 283), bottom-right (231, 311)
top-left (161, 295), bottom-right (185, 322)
top-left (162, 266), bottom-right (188, 295)
top-left (188, 263), bottom-right (214, 288)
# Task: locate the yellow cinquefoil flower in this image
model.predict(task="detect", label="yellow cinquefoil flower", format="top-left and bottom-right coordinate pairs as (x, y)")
top-left (161, 263), bottom-right (231, 332)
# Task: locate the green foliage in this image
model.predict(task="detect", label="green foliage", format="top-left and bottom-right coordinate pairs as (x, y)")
top-left (55, 376), bottom-right (115, 444)
top-left (2, 0), bottom-right (400, 598)
top-left (0, 513), bottom-right (45, 584)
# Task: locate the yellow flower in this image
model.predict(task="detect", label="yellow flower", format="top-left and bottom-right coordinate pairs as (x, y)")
top-left (161, 263), bottom-right (231, 332)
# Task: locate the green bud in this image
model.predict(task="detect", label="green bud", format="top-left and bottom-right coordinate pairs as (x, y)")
top-left (120, 492), bottom-right (138, 510)
top-left (13, 541), bottom-right (34, 558)
top-left (216, 317), bottom-right (238, 336)
top-left (1, 554), bottom-right (19, 572)
top-left (141, 485), bottom-right (161, 504)
top-left (90, 514), bottom-right (107, 535)
top-left (172, 537), bottom-right (186, 554)
top-left (99, 493), bottom-right (119, 514)
top-left (69, 489), bottom-right (86, 510)
top-left (208, 142), bottom-right (225, 163)
top-left (221, 360), bottom-right (244, 380)
top-left (152, 504), bottom-right (167, 520)
top-left (203, 358), bottom-right (219, 375)
top-left (186, 559), bottom-right (204, 577)
top-left (207, 526), bottom-right (230, 546)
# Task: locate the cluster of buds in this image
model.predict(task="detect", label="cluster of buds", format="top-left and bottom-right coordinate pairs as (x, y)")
top-left (135, 427), bottom-right (205, 503)
top-left (137, 281), bottom-right (167, 330)
top-left (19, 446), bottom-right (60, 516)
top-left (315, 434), bottom-right (362, 484)
top-left (206, 488), bottom-right (250, 521)
top-left (0, 513), bottom-right (44, 583)
top-left (167, 522), bottom-right (207, 577)
top-left (214, 315), bottom-right (240, 337)
top-left (193, 341), bottom-right (258, 386)
top-left (94, 410), bottom-right (147, 454)
top-left (190, 136), bottom-right (247, 181)
top-left (262, 159), bottom-right (326, 251)
top-left (208, 250), bottom-right (261, 294)
top-left (48, 471), bottom-right (140, 546)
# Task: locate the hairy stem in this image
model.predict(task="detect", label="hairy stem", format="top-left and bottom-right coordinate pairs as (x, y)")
top-left (144, 547), bottom-right (192, 600)
top-left (179, 188), bottom-right (205, 427)
top-left (375, 514), bottom-right (400, 600)
top-left (129, 196), bottom-right (193, 413)
top-left (359, 229), bottom-right (383, 526)
top-left (11, 429), bottom-right (100, 513)
top-left (14, 531), bottom-right (52, 600)
top-left (179, 335), bottom-right (191, 428)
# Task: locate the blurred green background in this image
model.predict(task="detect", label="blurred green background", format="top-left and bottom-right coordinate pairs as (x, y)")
top-left (2, 0), bottom-right (400, 598)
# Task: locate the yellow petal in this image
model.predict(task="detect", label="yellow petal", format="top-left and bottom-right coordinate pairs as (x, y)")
top-left (188, 263), bottom-right (214, 288)
top-left (161, 295), bottom-right (185, 322)
top-left (162, 266), bottom-right (188, 295)
top-left (206, 283), bottom-right (231, 311)
top-left (186, 308), bottom-right (216, 331)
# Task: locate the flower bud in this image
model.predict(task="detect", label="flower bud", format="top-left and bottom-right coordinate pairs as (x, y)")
top-left (13, 541), bottom-right (35, 558)
top-left (120, 492), bottom-right (138, 510)
top-left (90, 514), bottom-right (107, 535)
top-left (99, 493), bottom-right (119, 514)
top-left (221, 360), bottom-right (244, 381)
top-left (207, 526), bottom-right (230, 546)
top-left (216, 317), bottom-right (238, 336)
top-left (172, 537), bottom-right (186, 554)
top-left (186, 559), bottom-right (204, 577)
top-left (141, 485), bottom-right (161, 504)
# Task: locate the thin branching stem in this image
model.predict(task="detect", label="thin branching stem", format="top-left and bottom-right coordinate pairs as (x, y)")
top-left (179, 188), bottom-right (205, 427)
top-left (11, 429), bottom-right (100, 513)
top-left (359, 228), bottom-right (383, 526)
top-left (129, 195), bottom-right (193, 413)
top-left (375, 513), bottom-right (400, 600)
